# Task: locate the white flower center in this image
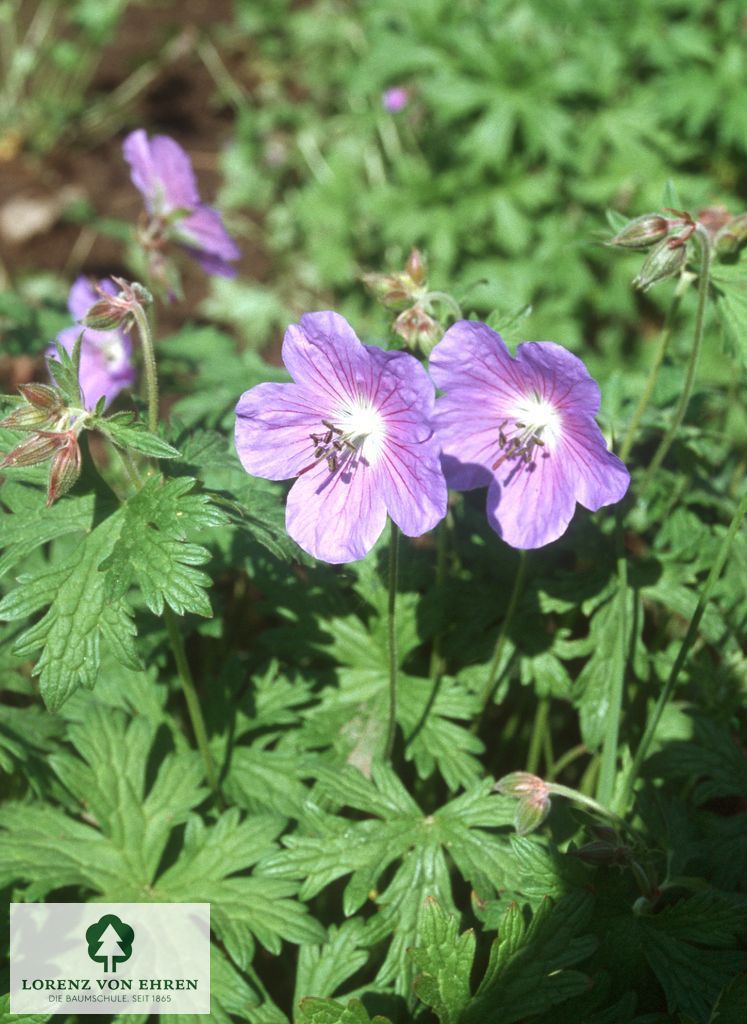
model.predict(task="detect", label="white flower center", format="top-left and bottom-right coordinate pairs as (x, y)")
top-left (334, 397), bottom-right (386, 464)
top-left (299, 397), bottom-right (387, 479)
top-left (492, 391), bottom-right (562, 472)
top-left (510, 391), bottom-right (562, 449)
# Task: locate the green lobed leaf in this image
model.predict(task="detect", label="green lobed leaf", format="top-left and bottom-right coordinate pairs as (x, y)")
top-left (462, 894), bottom-right (596, 1024)
top-left (155, 808), bottom-right (325, 966)
top-left (410, 898), bottom-right (475, 1023)
top-left (0, 701), bottom-right (206, 898)
top-left (294, 920), bottom-right (369, 1005)
top-left (97, 413), bottom-right (182, 458)
top-left (0, 509), bottom-right (139, 710)
top-left (0, 483), bottom-right (96, 578)
top-left (296, 998), bottom-right (391, 1024)
top-left (100, 475), bottom-right (227, 617)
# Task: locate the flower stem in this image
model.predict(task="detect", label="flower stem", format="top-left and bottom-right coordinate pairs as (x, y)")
top-left (132, 302), bottom-right (159, 433)
top-left (619, 289), bottom-right (683, 464)
top-left (164, 605), bottom-right (221, 799)
top-left (617, 489), bottom-right (747, 815)
top-left (640, 226), bottom-right (711, 491)
top-left (597, 532), bottom-right (628, 807)
top-left (526, 698), bottom-right (549, 775)
top-left (428, 517), bottom-right (449, 683)
top-left (424, 290), bottom-right (463, 322)
top-left (548, 742), bottom-right (589, 781)
top-left (548, 782), bottom-right (633, 837)
top-left (383, 521), bottom-right (400, 762)
top-left (472, 551), bottom-right (527, 732)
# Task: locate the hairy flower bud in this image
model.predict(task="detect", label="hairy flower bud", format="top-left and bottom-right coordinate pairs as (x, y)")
top-left (361, 271), bottom-right (414, 310)
top-left (82, 278), bottom-right (153, 332)
top-left (0, 405), bottom-right (56, 432)
top-left (405, 247), bottom-right (426, 286)
top-left (633, 237), bottom-right (688, 291)
top-left (714, 213), bottom-right (747, 256)
top-left (394, 304), bottom-right (440, 354)
top-left (46, 431), bottom-right (82, 505)
top-left (0, 432), bottom-right (63, 468)
top-left (494, 772), bottom-right (551, 835)
top-left (362, 248), bottom-right (429, 311)
top-left (608, 214), bottom-right (670, 250)
top-left (18, 383), bottom-right (64, 413)
top-left (696, 205), bottom-right (731, 238)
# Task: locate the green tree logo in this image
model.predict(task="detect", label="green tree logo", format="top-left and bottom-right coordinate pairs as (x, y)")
top-left (85, 914), bottom-right (135, 973)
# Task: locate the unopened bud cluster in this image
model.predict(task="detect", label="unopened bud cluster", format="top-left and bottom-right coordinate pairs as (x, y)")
top-left (608, 209), bottom-right (697, 292)
top-left (494, 771), bottom-right (552, 835)
top-left (84, 277), bottom-right (152, 331)
top-left (609, 204), bottom-right (747, 292)
top-left (0, 383), bottom-right (84, 505)
top-left (362, 248), bottom-right (444, 355)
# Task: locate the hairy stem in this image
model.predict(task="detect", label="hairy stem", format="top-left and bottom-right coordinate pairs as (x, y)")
top-left (424, 290), bottom-right (463, 321)
top-left (132, 303), bottom-right (159, 433)
top-left (548, 782), bottom-right (633, 838)
top-left (428, 517), bottom-right (449, 683)
top-left (473, 551), bottom-right (527, 732)
top-left (619, 289), bottom-right (683, 464)
top-left (165, 606), bottom-right (221, 799)
top-left (640, 226), bottom-right (711, 490)
top-left (526, 698), bottom-right (549, 775)
top-left (617, 489), bottom-right (747, 814)
top-left (548, 743), bottom-right (589, 781)
top-left (384, 522), bottom-right (400, 762)
top-left (597, 529), bottom-right (628, 807)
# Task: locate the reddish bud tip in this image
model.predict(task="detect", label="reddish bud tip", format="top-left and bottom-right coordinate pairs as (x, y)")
top-left (405, 247), bottom-right (427, 286)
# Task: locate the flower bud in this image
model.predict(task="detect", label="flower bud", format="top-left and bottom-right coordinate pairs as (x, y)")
top-left (696, 205), bottom-right (731, 238)
top-left (394, 304), bottom-right (440, 354)
top-left (382, 86), bottom-right (410, 113)
top-left (608, 214), bottom-right (670, 250)
top-left (633, 237), bottom-right (688, 291)
top-left (715, 213), bottom-right (747, 256)
top-left (0, 405), bottom-right (56, 432)
top-left (494, 772), bottom-right (552, 835)
top-left (82, 277), bottom-right (153, 332)
top-left (361, 271), bottom-right (415, 310)
top-left (0, 432), bottom-right (63, 468)
top-left (46, 431), bottom-right (82, 505)
top-left (18, 383), bottom-right (64, 413)
top-left (494, 771), bottom-right (549, 798)
top-left (513, 792), bottom-right (551, 836)
top-left (405, 247), bottom-right (426, 286)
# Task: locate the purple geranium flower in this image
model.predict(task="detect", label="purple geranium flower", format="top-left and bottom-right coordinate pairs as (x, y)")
top-left (382, 86), bottom-right (410, 113)
top-left (430, 321), bottom-right (630, 548)
top-left (48, 277), bottom-right (135, 410)
top-left (235, 311), bottom-right (448, 563)
top-left (123, 129), bottom-right (240, 278)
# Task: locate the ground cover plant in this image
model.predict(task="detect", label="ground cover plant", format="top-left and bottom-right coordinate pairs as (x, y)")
top-left (1, 1), bottom-right (746, 1022)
